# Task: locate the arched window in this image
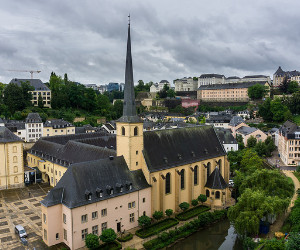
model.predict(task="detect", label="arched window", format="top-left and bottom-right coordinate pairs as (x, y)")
top-left (194, 166), bottom-right (198, 185)
top-left (121, 126), bottom-right (125, 136)
top-left (207, 162), bottom-right (211, 180)
top-left (165, 173), bottom-right (171, 194)
top-left (180, 169), bottom-right (185, 190)
top-left (134, 126), bottom-right (138, 136)
top-left (14, 176), bottom-right (19, 183)
top-left (206, 189), bottom-right (210, 197)
top-left (215, 191), bottom-right (220, 199)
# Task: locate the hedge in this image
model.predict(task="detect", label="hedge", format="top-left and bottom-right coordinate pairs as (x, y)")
top-left (95, 241), bottom-right (121, 250)
top-left (175, 205), bottom-right (210, 221)
top-left (143, 210), bottom-right (227, 250)
top-left (117, 233), bottom-right (133, 242)
top-left (135, 218), bottom-right (179, 238)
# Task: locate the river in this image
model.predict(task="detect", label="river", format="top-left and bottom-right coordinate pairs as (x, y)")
top-left (167, 219), bottom-right (243, 250)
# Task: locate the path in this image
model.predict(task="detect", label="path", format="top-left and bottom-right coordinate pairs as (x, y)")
top-left (266, 170), bottom-right (299, 238)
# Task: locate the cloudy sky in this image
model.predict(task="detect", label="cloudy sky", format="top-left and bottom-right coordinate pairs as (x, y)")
top-left (0, 0), bottom-right (299, 85)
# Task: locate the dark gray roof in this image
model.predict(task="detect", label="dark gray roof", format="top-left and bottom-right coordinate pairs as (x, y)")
top-left (199, 74), bottom-right (224, 78)
top-left (215, 128), bottom-right (237, 144)
top-left (198, 81), bottom-right (268, 90)
top-left (5, 122), bottom-right (26, 131)
top-left (206, 114), bottom-right (232, 123)
top-left (9, 78), bottom-right (50, 91)
top-left (205, 167), bottom-right (227, 190)
top-left (75, 127), bottom-right (86, 134)
top-left (243, 75), bottom-right (268, 78)
top-left (41, 156), bottom-right (150, 208)
top-left (226, 76), bottom-right (240, 79)
top-left (44, 119), bottom-right (73, 128)
top-left (160, 80), bottom-right (169, 83)
top-left (143, 126), bottom-right (226, 173)
top-left (274, 66), bottom-right (285, 75)
top-left (280, 120), bottom-right (300, 139)
top-left (229, 116), bottom-right (245, 127)
top-left (25, 113), bottom-right (42, 123)
top-left (0, 127), bottom-right (23, 143)
top-left (236, 126), bottom-right (257, 135)
top-left (103, 123), bottom-right (115, 131)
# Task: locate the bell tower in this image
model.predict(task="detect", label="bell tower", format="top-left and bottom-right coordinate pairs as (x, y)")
top-left (116, 16), bottom-right (143, 171)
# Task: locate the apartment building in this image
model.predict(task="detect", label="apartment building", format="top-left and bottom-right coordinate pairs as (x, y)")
top-left (25, 113), bottom-right (43, 142)
top-left (43, 119), bottom-right (75, 137)
top-left (198, 74), bottom-right (225, 87)
top-left (273, 66), bottom-right (300, 87)
top-left (150, 80), bottom-right (170, 93)
top-left (174, 77), bottom-right (198, 91)
top-left (10, 78), bottom-right (51, 108)
top-left (278, 121), bottom-right (300, 166)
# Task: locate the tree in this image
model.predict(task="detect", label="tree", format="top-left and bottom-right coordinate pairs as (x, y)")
top-left (286, 92), bottom-right (300, 114)
top-left (166, 89), bottom-right (176, 98)
top-left (153, 211), bottom-right (163, 221)
top-left (3, 83), bottom-right (26, 113)
top-left (191, 199), bottom-right (198, 207)
top-left (165, 209), bottom-right (173, 218)
top-left (263, 238), bottom-right (285, 250)
top-left (254, 141), bottom-right (267, 156)
top-left (286, 232), bottom-right (300, 250)
top-left (100, 228), bottom-right (117, 243)
top-left (198, 194), bottom-right (207, 205)
top-left (236, 134), bottom-right (245, 150)
top-left (258, 98), bottom-right (273, 122)
top-left (64, 73), bottom-right (69, 85)
top-left (179, 202), bottom-right (190, 211)
top-left (240, 149), bottom-right (264, 173)
top-left (287, 80), bottom-right (299, 94)
top-left (279, 76), bottom-right (289, 93)
top-left (247, 136), bottom-right (257, 148)
top-left (248, 84), bottom-right (268, 100)
top-left (113, 100), bottom-right (123, 119)
top-left (270, 98), bottom-right (290, 122)
top-left (138, 215), bottom-right (151, 228)
top-left (38, 94), bottom-right (44, 109)
top-left (85, 233), bottom-right (100, 249)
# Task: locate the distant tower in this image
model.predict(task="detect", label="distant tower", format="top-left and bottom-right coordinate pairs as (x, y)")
top-left (116, 16), bottom-right (144, 171)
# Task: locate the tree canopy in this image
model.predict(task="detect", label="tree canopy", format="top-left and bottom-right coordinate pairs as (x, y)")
top-left (248, 84), bottom-right (268, 100)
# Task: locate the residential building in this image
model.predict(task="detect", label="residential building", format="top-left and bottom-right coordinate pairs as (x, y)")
top-left (215, 128), bottom-right (238, 152)
top-left (0, 127), bottom-right (24, 189)
top-left (5, 121), bottom-right (26, 141)
top-left (44, 119), bottom-right (75, 137)
top-left (206, 114), bottom-right (232, 128)
top-left (25, 113), bottom-right (43, 142)
top-left (9, 78), bottom-right (51, 108)
top-left (273, 66), bottom-right (300, 87)
top-left (174, 77), bottom-right (198, 91)
top-left (228, 116), bottom-right (248, 137)
top-left (278, 121), bottom-right (300, 166)
top-left (98, 85), bottom-right (107, 94)
top-left (101, 123), bottom-right (116, 134)
top-left (150, 80), bottom-right (171, 93)
top-left (291, 73), bottom-right (300, 84)
top-left (197, 82), bottom-right (269, 102)
top-left (107, 82), bottom-right (119, 92)
top-left (239, 75), bottom-right (271, 84)
top-left (236, 126), bottom-right (267, 146)
top-left (198, 74), bottom-right (225, 87)
top-left (85, 84), bottom-right (98, 90)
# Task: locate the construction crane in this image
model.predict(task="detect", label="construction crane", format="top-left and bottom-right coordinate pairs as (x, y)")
top-left (7, 70), bottom-right (41, 79)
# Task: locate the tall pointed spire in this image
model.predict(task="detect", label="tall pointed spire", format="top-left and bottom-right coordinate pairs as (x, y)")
top-left (119, 15), bottom-right (142, 123)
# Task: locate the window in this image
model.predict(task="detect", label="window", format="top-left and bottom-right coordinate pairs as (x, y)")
top-left (55, 170), bottom-right (57, 175)
top-left (14, 166), bottom-right (18, 173)
top-left (92, 225), bottom-right (98, 235)
top-left (56, 233), bottom-right (59, 240)
top-left (81, 214), bottom-right (88, 223)
top-left (206, 189), bottom-right (210, 197)
top-left (136, 161), bottom-right (138, 166)
top-left (134, 126), bottom-right (138, 136)
top-left (13, 146), bottom-right (17, 153)
top-left (143, 198), bottom-right (146, 203)
top-left (194, 165), bottom-right (198, 185)
top-left (44, 229), bottom-right (47, 241)
top-left (180, 169), bottom-right (185, 190)
top-left (92, 211), bottom-right (98, 220)
top-left (64, 229), bottom-right (67, 240)
top-left (101, 222), bottom-right (107, 232)
top-left (14, 176), bottom-right (19, 183)
top-left (13, 156), bottom-right (17, 163)
top-left (128, 201), bottom-right (135, 209)
top-left (63, 214), bottom-right (66, 224)
top-left (51, 177), bottom-right (53, 183)
top-left (215, 191), bottom-right (220, 199)
top-left (81, 228), bottom-right (88, 240)
top-left (130, 213), bottom-right (135, 222)
top-left (136, 150), bottom-right (138, 155)
top-left (59, 171), bottom-right (61, 177)
top-left (165, 173), bottom-right (171, 194)
top-left (101, 208), bottom-right (107, 217)
top-left (121, 126), bottom-right (125, 136)
top-left (43, 213), bottom-right (46, 223)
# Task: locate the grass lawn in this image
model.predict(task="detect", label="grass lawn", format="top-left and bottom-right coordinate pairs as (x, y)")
top-left (294, 115), bottom-right (300, 125)
top-left (175, 205), bottom-right (210, 221)
top-left (135, 218), bottom-right (179, 238)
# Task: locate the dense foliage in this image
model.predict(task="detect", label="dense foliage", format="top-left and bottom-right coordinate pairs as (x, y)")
top-left (248, 83), bottom-right (268, 99)
top-left (85, 233), bottom-right (100, 249)
top-left (138, 215), bottom-right (151, 228)
top-left (175, 205), bottom-right (210, 221)
top-left (100, 228), bottom-right (117, 243)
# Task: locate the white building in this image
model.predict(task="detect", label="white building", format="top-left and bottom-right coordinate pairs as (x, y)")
top-left (150, 80), bottom-right (170, 93)
top-left (174, 77), bottom-right (198, 91)
top-left (25, 113), bottom-right (43, 142)
top-left (215, 128), bottom-right (239, 152)
top-left (198, 74), bottom-right (225, 87)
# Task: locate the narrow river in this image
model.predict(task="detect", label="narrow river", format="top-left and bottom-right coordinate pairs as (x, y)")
top-left (167, 219), bottom-right (243, 250)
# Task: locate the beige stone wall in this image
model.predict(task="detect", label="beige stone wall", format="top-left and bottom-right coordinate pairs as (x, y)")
top-left (43, 126), bottom-right (75, 137)
top-left (0, 141), bottom-right (24, 190)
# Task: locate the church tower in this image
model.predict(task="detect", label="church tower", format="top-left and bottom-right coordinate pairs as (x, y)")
top-left (116, 17), bottom-right (144, 171)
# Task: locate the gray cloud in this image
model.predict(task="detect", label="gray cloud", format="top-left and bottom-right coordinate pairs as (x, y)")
top-left (0, 0), bottom-right (300, 84)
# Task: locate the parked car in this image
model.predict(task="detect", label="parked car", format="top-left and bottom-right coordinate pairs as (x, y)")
top-left (15, 225), bottom-right (27, 238)
top-left (20, 237), bottom-right (28, 246)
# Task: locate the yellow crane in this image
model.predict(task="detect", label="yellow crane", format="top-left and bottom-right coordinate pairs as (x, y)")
top-left (7, 70), bottom-right (41, 79)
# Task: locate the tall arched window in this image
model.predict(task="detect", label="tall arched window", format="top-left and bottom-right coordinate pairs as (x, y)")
top-left (180, 169), bottom-right (185, 190)
top-left (194, 166), bottom-right (198, 185)
top-left (206, 189), bottom-right (210, 197)
top-left (207, 162), bottom-right (211, 180)
top-left (165, 173), bottom-right (171, 194)
top-left (121, 126), bottom-right (125, 136)
top-left (134, 126), bottom-right (138, 136)
top-left (215, 191), bottom-right (220, 199)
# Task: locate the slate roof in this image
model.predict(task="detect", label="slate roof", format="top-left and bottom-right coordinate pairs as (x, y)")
top-left (10, 78), bottom-right (50, 91)
top-left (44, 119), bottom-right (74, 128)
top-left (199, 74), bottom-right (224, 78)
top-left (198, 81), bottom-right (268, 90)
top-left (215, 128), bottom-right (237, 144)
top-left (243, 75), bottom-right (268, 78)
top-left (206, 114), bottom-right (232, 123)
top-left (143, 126), bottom-right (226, 173)
top-left (25, 113), bottom-right (42, 123)
top-left (41, 156), bottom-right (150, 208)
top-left (229, 116), bottom-right (245, 127)
top-left (160, 80), bottom-right (169, 83)
top-left (236, 126), bottom-right (257, 135)
top-left (226, 76), bottom-right (240, 79)
top-left (5, 122), bottom-right (26, 131)
top-left (0, 127), bottom-right (23, 143)
top-left (103, 123), bottom-right (115, 131)
top-left (205, 167), bottom-right (227, 190)
top-left (280, 120), bottom-right (300, 139)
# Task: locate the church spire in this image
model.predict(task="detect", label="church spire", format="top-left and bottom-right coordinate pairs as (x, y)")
top-left (119, 15), bottom-right (141, 123)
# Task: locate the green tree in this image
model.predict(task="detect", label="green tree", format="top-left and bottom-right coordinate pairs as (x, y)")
top-left (153, 211), bottom-right (163, 221)
top-left (64, 73), bottom-right (69, 85)
top-left (166, 89), bottom-right (176, 98)
top-left (198, 194), bottom-right (207, 205)
top-left (138, 215), bottom-right (151, 228)
top-left (191, 199), bottom-right (198, 207)
top-left (286, 92), bottom-right (300, 114)
top-left (236, 134), bottom-right (245, 150)
top-left (270, 98), bottom-right (289, 122)
top-left (248, 84), bottom-right (268, 99)
top-left (85, 233), bottom-right (100, 249)
top-left (286, 232), bottom-right (300, 250)
top-left (287, 80), bottom-right (299, 94)
top-left (20, 81), bottom-right (34, 107)
top-left (240, 149), bottom-right (264, 173)
top-left (38, 94), bottom-right (44, 109)
top-left (179, 202), bottom-right (190, 211)
top-left (279, 76), bottom-right (289, 93)
top-left (3, 83), bottom-right (25, 113)
top-left (247, 136), bottom-right (257, 148)
top-left (258, 98), bottom-right (273, 122)
top-left (100, 228), bottom-right (117, 243)
top-left (113, 100), bottom-right (123, 119)
top-left (263, 238), bottom-right (285, 250)
top-left (165, 209), bottom-right (173, 218)
top-left (254, 141), bottom-right (267, 156)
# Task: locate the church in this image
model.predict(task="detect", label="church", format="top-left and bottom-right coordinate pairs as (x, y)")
top-left (39, 21), bottom-right (230, 249)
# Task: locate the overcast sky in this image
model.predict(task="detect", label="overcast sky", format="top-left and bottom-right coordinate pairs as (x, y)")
top-left (0, 0), bottom-right (299, 85)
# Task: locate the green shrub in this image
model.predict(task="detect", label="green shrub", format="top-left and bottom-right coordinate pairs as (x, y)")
top-left (175, 205), bottom-right (210, 221)
top-left (153, 211), bottom-right (163, 221)
top-left (85, 233), bottom-right (100, 249)
top-left (138, 215), bottom-right (151, 228)
top-left (100, 228), bottom-right (117, 243)
top-left (117, 233), bottom-right (133, 242)
top-left (97, 241), bottom-right (121, 250)
top-left (179, 202), bottom-right (190, 211)
top-left (198, 194), bottom-right (207, 204)
top-left (191, 199), bottom-right (198, 206)
top-left (165, 209), bottom-right (173, 217)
